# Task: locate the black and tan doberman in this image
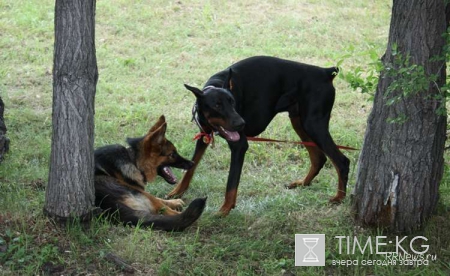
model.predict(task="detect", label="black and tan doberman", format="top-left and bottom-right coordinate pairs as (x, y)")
top-left (167, 56), bottom-right (349, 216)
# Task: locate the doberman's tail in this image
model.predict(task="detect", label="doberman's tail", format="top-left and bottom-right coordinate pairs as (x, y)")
top-left (139, 197), bottom-right (207, 231)
top-left (326, 66), bottom-right (339, 81)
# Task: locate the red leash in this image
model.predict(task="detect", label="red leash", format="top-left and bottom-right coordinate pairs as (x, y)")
top-left (247, 136), bottom-right (317, 147)
top-left (193, 132), bottom-right (358, 151)
top-left (246, 136), bottom-right (358, 151)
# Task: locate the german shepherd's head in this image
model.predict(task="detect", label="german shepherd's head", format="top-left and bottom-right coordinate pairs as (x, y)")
top-left (127, 115), bottom-right (193, 184)
top-left (184, 69), bottom-right (246, 142)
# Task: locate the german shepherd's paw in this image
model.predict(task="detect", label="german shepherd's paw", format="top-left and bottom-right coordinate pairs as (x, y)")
top-left (163, 198), bottom-right (185, 211)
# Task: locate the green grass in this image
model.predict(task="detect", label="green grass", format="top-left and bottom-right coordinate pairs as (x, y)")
top-left (1, 0), bottom-right (449, 275)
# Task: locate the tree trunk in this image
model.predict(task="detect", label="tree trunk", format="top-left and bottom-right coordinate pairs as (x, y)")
top-left (44, 0), bottom-right (98, 223)
top-left (0, 97), bottom-right (10, 163)
top-left (352, 0), bottom-right (447, 233)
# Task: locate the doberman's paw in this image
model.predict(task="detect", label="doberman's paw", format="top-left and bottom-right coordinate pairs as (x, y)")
top-left (212, 212), bottom-right (222, 218)
top-left (214, 210), bottom-right (230, 218)
top-left (286, 180), bottom-right (311, 189)
top-left (215, 205), bottom-right (233, 217)
top-left (329, 195), bottom-right (345, 204)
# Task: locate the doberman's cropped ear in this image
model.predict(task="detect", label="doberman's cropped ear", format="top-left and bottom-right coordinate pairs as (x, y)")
top-left (326, 66), bottom-right (339, 81)
top-left (184, 84), bottom-right (203, 98)
top-left (223, 68), bottom-right (233, 90)
top-left (147, 115), bottom-right (166, 134)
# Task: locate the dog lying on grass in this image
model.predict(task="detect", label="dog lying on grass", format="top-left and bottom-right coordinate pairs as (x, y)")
top-left (94, 115), bottom-right (206, 231)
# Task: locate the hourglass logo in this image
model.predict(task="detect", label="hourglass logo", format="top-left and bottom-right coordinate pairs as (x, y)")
top-left (295, 234), bottom-right (325, 266)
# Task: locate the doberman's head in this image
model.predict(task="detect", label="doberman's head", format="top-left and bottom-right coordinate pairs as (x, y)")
top-left (185, 70), bottom-right (246, 142)
top-left (127, 115), bottom-right (194, 184)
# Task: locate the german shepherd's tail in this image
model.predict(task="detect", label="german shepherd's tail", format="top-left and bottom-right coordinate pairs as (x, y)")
top-left (95, 175), bottom-right (206, 232)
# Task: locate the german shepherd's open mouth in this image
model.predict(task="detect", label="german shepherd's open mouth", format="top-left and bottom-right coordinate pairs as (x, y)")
top-left (158, 166), bottom-right (178, 184)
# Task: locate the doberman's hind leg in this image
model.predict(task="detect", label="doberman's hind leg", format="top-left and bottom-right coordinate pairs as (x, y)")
top-left (301, 117), bottom-right (350, 203)
top-left (287, 116), bottom-right (327, 189)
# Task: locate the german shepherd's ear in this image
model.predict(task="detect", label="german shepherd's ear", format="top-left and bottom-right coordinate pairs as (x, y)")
top-left (147, 115), bottom-right (166, 134)
top-left (143, 116), bottom-right (167, 149)
top-left (147, 122), bottom-right (167, 146)
top-left (222, 68), bottom-right (233, 90)
top-left (184, 84), bottom-right (203, 98)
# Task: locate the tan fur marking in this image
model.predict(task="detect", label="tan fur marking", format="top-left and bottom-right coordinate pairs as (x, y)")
top-left (329, 160), bottom-right (346, 203)
top-left (218, 188), bottom-right (237, 216)
top-left (121, 194), bottom-right (155, 213)
top-left (207, 117), bottom-right (231, 130)
top-left (115, 174), bottom-right (180, 215)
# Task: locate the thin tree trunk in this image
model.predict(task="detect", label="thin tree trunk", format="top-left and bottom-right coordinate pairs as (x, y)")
top-left (0, 97), bottom-right (9, 163)
top-left (44, 0), bottom-right (98, 223)
top-left (352, 0), bottom-right (447, 233)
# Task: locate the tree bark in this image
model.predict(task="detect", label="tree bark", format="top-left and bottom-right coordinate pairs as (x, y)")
top-left (44, 0), bottom-right (98, 223)
top-left (0, 97), bottom-right (10, 163)
top-left (352, 0), bottom-right (447, 233)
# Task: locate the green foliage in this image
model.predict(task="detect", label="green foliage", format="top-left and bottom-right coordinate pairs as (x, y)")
top-left (340, 41), bottom-right (448, 123)
top-left (338, 45), bottom-right (383, 99)
top-left (0, 229), bottom-right (62, 274)
top-left (384, 43), bottom-right (439, 107)
top-left (436, 28), bottom-right (450, 116)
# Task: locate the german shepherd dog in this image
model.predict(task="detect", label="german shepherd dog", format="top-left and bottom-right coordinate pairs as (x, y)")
top-left (95, 115), bottom-right (206, 231)
top-left (167, 56), bottom-right (349, 216)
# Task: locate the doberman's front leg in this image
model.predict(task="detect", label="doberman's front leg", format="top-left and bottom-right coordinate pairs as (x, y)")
top-left (218, 136), bottom-right (249, 216)
top-left (166, 138), bottom-right (208, 198)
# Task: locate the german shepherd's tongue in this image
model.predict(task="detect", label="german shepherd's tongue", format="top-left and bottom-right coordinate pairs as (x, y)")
top-left (160, 166), bottom-right (177, 184)
top-left (218, 126), bottom-right (240, 142)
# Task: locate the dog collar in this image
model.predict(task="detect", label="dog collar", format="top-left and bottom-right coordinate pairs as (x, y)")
top-left (191, 102), bottom-right (204, 132)
top-left (193, 131), bottom-right (215, 146)
top-left (191, 102), bottom-right (215, 147)
top-left (202, 85), bottom-right (215, 92)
